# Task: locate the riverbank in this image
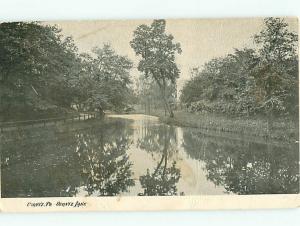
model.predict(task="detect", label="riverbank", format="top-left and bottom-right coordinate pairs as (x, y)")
top-left (134, 110), bottom-right (298, 143)
top-left (0, 117), bottom-right (111, 143)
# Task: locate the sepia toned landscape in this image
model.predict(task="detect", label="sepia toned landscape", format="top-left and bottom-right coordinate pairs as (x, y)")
top-left (0, 17), bottom-right (299, 198)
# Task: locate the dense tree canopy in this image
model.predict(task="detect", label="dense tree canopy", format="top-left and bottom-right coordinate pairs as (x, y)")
top-left (181, 48), bottom-right (259, 115)
top-left (0, 22), bottom-right (80, 120)
top-left (252, 18), bottom-right (298, 120)
top-left (180, 18), bottom-right (298, 124)
top-left (0, 22), bottom-right (134, 121)
top-left (1, 18), bottom-right (298, 125)
top-left (74, 44), bottom-right (133, 114)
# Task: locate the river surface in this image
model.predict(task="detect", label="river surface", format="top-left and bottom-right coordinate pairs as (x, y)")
top-left (1, 114), bottom-right (299, 197)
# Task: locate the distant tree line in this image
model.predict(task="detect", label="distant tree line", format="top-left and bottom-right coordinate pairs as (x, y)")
top-left (180, 18), bottom-right (298, 125)
top-left (0, 22), bottom-right (134, 121)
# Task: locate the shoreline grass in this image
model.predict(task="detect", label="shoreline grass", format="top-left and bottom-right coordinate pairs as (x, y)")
top-left (133, 109), bottom-right (298, 143)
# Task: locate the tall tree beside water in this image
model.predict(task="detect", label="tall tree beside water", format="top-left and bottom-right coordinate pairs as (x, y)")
top-left (131, 19), bottom-right (182, 117)
top-left (252, 18), bottom-right (298, 129)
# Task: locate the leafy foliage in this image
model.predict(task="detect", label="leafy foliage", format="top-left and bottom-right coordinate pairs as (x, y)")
top-left (181, 48), bottom-right (259, 115)
top-left (252, 18), bottom-right (298, 117)
top-left (181, 18), bottom-right (298, 122)
top-left (131, 20), bottom-right (182, 117)
top-left (74, 44), bottom-right (134, 113)
top-left (0, 22), bottom-right (80, 120)
top-left (0, 23), bottom-right (134, 121)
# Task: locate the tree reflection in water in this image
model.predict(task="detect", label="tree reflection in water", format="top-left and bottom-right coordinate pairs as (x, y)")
top-left (182, 129), bottom-right (299, 194)
top-left (1, 119), bottom-right (135, 197)
top-left (74, 122), bottom-right (135, 196)
top-left (1, 126), bottom-right (82, 197)
top-left (2, 116), bottom-right (298, 197)
top-left (137, 124), bottom-right (182, 196)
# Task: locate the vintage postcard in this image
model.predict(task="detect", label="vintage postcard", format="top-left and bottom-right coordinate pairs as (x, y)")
top-left (0, 17), bottom-right (299, 212)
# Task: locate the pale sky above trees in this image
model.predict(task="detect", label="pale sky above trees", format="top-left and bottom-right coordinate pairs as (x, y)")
top-left (45, 18), bottom-right (298, 92)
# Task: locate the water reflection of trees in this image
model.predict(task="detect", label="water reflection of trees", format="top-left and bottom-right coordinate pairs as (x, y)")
top-left (74, 122), bottom-right (135, 196)
top-left (137, 125), bottom-right (182, 196)
top-left (182, 129), bottom-right (299, 194)
top-left (1, 127), bottom-right (81, 197)
top-left (1, 119), bottom-right (135, 197)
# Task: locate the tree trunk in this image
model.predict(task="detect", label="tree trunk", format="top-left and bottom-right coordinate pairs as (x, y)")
top-left (154, 77), bottom-right (175, 118)
top-left (161, 82), bottom-right (174, 118)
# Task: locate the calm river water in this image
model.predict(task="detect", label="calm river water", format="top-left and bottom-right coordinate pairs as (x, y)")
top-left (1, 114), bottom-right (299, 197)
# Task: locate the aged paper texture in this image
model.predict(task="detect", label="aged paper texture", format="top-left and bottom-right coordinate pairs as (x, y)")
top-left (0, 17), bottom-right (299, 212)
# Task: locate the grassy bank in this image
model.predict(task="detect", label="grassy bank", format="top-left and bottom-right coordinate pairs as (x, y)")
top-left (135, 109), bottom-right (298, 143)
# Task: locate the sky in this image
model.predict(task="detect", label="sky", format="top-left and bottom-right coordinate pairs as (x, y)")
top-left (46, 18), bottom-right (298, 93)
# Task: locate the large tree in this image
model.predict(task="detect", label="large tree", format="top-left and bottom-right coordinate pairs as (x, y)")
top-left (0, 23), bottom-right (134, 121)
top-left (0, 22), bottom-right (80, 120)
top-left (130, 20), bottom-right (182, 117)
top-left (252, 17), bottom-right (298, 129)
top-left (74, 44), bottom-right (133, 115)
top-left (180, 17), bottom-right (298, 125)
